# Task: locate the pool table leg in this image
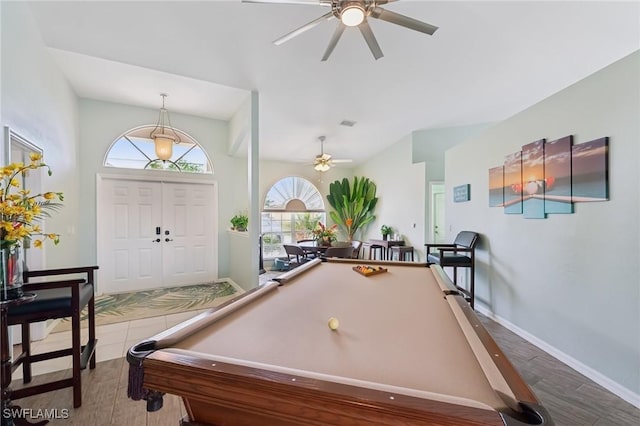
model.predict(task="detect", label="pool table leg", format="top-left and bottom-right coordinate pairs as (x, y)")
top-left (179, 417), bottom-right (210, 426)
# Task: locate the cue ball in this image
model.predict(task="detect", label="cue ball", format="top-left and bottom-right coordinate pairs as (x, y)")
top-left (328, 317), bottom-right (339, 330)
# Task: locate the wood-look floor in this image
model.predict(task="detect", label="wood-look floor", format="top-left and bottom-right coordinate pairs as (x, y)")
top-left (8, 314), bottom-right (639, 426)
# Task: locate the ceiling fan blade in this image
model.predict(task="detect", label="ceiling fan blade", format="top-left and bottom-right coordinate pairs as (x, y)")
top-left (242, 0), bottom-right (329, 5)
top-left (321, 22), bottom-right (346, 61)
top-left (358, 20), bottom-right (384, 60)
top-left (370, 6), bottom-right (438, 35)
top-left (274, 12), bottom-right (334, 45)
top-left (331, 159), bottom-right (353, 163)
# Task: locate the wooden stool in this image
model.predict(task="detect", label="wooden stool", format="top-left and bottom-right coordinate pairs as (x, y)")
top-left (391, 246), bottom-right (414, 261)
top-left (368, 244), bottom-right (383, 260)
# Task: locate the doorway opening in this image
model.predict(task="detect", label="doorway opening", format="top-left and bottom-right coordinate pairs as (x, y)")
top-left (429, 181), bottom-right (445, 245)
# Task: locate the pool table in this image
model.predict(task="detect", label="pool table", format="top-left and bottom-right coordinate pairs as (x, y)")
top-left (127, 258), bottom-right (553, 426)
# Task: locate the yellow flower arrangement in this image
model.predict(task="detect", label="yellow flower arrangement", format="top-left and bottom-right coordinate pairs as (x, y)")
top-left (0, 153), bottom-right (63, 250)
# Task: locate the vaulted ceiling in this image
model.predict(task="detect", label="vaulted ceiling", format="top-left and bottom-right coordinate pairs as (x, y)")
top-left (25, 1), bottom-right (639, 166)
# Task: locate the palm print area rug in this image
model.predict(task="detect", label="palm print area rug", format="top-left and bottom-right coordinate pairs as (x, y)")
top-left (51, 281), bottom-right (243, 332)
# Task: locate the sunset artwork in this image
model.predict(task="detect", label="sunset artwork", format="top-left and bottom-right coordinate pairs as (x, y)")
top-left (522, 139), bottom-right (545, 219)
top-left (503, 151), bottom-right (523, 214)
top-left (488, 135), bottom-right (608, 219)
top-left (544, 136), bottom-right (573, 213)
top-left (488, 166), bottom-right (504, 207)
top-left (572, 137), bottom-right (608, 202)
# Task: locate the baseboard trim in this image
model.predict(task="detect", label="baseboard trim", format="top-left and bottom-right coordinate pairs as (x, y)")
top-left (476, 305), bottom-right (640, 409)
top-left (216, 277), bottom-right (245, 293)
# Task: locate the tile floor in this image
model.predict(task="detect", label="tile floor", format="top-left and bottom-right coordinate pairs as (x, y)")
top-left (11, 309), bottom-right (208, 380)
top-left (11, 272), bottom-right (278, 381)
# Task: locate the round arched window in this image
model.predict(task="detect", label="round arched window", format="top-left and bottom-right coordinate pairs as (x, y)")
top-left (261, 177), bottom-right (326, 259)
top-left (104, 125), bottom-right (213, 173)
top-left (263, 176), bottom-right (324, 211)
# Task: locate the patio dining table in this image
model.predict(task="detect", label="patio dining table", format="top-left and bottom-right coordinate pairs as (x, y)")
top-left (298, 244), bottom-right (329, 258)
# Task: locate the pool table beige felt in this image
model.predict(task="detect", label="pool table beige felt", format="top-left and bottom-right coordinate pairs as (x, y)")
top-left (128, 258), bottom-right (552, 426)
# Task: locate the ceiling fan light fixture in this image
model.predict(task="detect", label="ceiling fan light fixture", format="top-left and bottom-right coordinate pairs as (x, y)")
top-left (341, 5), bottom-right (365, 27)
top-left (314, 162), bottom-right (331, 172)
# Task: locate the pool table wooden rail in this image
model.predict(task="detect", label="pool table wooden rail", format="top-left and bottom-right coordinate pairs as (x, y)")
top-left (141, 349), bottom-right (517, 426)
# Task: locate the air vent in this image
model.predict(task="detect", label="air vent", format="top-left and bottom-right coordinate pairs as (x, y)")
top-left (340, 120), bottom-right (357, 127)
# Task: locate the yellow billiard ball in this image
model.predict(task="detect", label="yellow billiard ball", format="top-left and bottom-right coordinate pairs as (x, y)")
top-left (328, 317), bottom-right (339, 331)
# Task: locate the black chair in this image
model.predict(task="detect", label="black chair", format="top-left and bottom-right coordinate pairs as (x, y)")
top-left (296, 239), bottom-right (319, 258)
top-left (296, 239), bottom-right (316, 245)
top-left (350, 240), bottom-right (363, 259)
top-left (365, 243), bottom-right (384, 260)
top-left (323, 246), bottom-right (355, 259)
top-left (425, 232), bottom-right (479, 308)
top-left (283, 245), bottom-right (312, 268)
top-left (7, 266), bottom-right (99, 408)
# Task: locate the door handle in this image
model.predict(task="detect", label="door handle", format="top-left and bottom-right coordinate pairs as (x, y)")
top-left (165, 238), bottom-right (173, 242)
top-left (152, 238), bottom-right (161, 243)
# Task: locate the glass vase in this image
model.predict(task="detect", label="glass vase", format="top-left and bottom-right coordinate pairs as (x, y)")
top-left (318, 237), bottom-right (332, 247)
top-left (1, 245), bottom-right (25, 301)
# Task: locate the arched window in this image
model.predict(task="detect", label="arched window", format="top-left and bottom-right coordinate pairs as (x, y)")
top-left (104, 125), bottom-right (213, 173)
top-left (261, 177), bottom-right (326, 259)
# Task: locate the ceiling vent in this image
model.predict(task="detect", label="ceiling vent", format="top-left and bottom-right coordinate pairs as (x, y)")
top-left (340, 120), bottom-right (357, 127)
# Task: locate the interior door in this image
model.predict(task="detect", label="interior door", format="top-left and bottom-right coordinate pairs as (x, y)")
top-left (99, 178), bottom-right (217, 294)
top-left (161, 182), bottom-right (216, 286)
top-left (430, 182), bottom-right (446, 244)
top-left (100, 179), bottom-right (164, 294)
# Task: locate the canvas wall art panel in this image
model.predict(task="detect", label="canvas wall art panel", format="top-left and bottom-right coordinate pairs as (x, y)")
top-left (488, 166), bottom-right (504, 207)
top-left (544, 136), bottom-right (573, 213)
top-left (453, 184), bottom-right (470, 202)
top-left (572, 137), bottom-right (609, 202)
top-left (503, 151), bottom-right (523, 214)
top-left (522, 139), bottom-right (546, 219)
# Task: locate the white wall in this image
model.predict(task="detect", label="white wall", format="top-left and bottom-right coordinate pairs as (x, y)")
top-left (1, 2), bottom-right (81, 268)
top-left (356, 135), bottom-right (425, 259)
top-left (412, 123), bottom-right (491, 249)
top-left (446, 51), bottom-right (640, 402)
top-left (228, 230), bottom-right (252, 290)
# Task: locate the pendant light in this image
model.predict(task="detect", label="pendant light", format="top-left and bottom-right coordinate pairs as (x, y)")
top-left (150, 94), bottom-right (181, 161)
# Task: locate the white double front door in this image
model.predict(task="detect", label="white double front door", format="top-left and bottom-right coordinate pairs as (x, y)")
top-left (98, 177), bottom-right (217, 294)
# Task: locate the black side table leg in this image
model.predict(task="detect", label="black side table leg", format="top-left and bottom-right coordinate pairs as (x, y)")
top-left (1, 299), bottom-right (48, 426)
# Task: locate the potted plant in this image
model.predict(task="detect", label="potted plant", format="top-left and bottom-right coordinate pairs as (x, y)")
top-left (326, 177), bottom-right (378, 241)
top-left (230, 213), bottom-right (248, 232)
top-left (380, 225), bottom-right (392, 240)
top-left (311, 222), bottom-right (338, 246)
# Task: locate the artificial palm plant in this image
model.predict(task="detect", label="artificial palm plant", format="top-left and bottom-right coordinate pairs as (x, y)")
top-left (326, 177), bottom-right (378, 241)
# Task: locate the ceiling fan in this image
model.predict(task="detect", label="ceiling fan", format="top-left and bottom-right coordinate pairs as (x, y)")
top-left (313, 136), bottom-right (352, 172)
top-left (243, 0), bottom-right (438, 61)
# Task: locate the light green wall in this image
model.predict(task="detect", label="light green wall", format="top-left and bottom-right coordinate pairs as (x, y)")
top-left (78, 99), bottom-right (241, 278)
top-left (446, 51), bottom-right (640, 398)
top-left (1, 2), bottom-right (81, 268)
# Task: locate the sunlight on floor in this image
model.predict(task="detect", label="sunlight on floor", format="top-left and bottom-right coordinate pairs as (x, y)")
top-left (11, 309), bottom-right (208, 380)
top-left (11, 271), bottom-right (283, 380)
